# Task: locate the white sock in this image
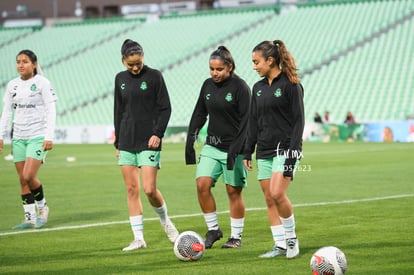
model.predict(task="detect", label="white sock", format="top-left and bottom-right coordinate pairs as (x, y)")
top-left (230, 217), bottom-right (244, 239)
top-left (35, 198), bottom-right (46, 209)
top-left (203, 212), bottom-right (219, 231)
top-left (153, 203), bottom-right (170, 225)
top-left (23, 203), bottom-right (36, 222)
top-left (271, 225), bottom-right (286, 249)
top-left (129, 215), bottom-right (144, 240)
top-left (280, 214), bottom-right (297, 239)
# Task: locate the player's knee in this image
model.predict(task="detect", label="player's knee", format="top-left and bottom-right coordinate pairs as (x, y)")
top-left (143, 186), bottom-right (157, 198)
top-left (270, 191), bottom-right (285, 205)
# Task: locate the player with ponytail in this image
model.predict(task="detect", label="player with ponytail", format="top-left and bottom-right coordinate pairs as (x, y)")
top-left (186, 46), bottom-right (251, 249)
top-left (114, 39), bottom-right (179, 252)
top-left (244, 40), bottom-right (305, 259)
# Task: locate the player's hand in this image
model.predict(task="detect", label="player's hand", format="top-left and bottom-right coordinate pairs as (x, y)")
top-left (243, 159), bottom-right (252, 171)
top-left (115, 149), bottom-right (120, 158)
top-left (148, 135), bottom-right (160, 149)
top-left (0, 139), bottom-right (3, 154)
top-left (283, 157), bottom-right (297, 179)
top-left (43, 140), bottom-right (53, 151)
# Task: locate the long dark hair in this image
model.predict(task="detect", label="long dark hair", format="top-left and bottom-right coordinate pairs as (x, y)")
top-left (209, 45), bottom-right (236, 74)
top-left (17, 49), bottom-right (38, 75)
top-left (253, 40), bottom-right (299, 84)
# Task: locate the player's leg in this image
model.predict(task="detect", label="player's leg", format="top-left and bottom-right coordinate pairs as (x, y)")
top-left (221, 155), bottom-right (246, 248)
top-left (255, 158), bottom-right (286, 257)
top-left (119, 150), bottom-right (146, 251)
top-left (196, 175), bottom-right (223, 248)
top-left (196, 147), bottom-right (223, 248)
top-left (121, 164), bottom-right (146, 251)
top-left (140, 150), bottom-right (178, 243)
top-left (23, 157), bottom-right (48, 228)
top-left (258, 179), bottom-right (287, 257)
top-left (270, 156), bottom-right (299, 259)
top-left (13, 160), bottom-right (36, 229)
top-left (24, 137), bottom-right (49, 228)
top-left (12, 139), bottom-right (37, 229)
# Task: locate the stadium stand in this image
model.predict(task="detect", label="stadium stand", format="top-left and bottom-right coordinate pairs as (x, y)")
top-left (0, 0), bottom-right (413, 127)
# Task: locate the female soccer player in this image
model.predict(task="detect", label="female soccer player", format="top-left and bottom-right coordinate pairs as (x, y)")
top-left (243, 40), bottom-right (305, 259)
top-left (114, 39), bottom-right (179, 251)
top-left (185, 46), bottom-right (251, 249)
top-left (0, 49), bottom-right (57, 229)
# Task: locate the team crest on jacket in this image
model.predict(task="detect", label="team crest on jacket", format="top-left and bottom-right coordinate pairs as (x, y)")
top-left (274, 88), bottom-right (282, 97)
top-left (30, 84), bottom-right (37, 91)
top-left (225, 92), bottom-right (233, 102)
top-left (206, 93), bottom-right (211, 100)
top-left (120, 83), bottom-right (126, 90)
top-left (256, 90), bottom-right (262, 97)
top-left (140, 81), bottom-right (148, 90)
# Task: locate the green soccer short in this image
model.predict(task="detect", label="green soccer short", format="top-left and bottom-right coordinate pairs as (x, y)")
top-left (196, 145), bottom-right (247, 188)
top-left (118, 150), bottom-right (160, 168)
top-left (257, 155), bottom-right (300, 180)
top-left (12, 137), bottom-right (48, 162)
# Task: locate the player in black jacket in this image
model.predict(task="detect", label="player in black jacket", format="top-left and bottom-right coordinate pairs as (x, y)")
top-left (114, 39), bottom-right (178, 251)
top-left (243, 40), bottom-right (304, 259)
top-left (186, 46), bottom-right (251, 249)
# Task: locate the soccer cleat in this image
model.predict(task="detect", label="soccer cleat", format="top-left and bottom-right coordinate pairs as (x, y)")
top-left (35, 204), bottom-right (49, 228)
top-left (221, 238), bottom-right (242, 248)
top-left (163, 222), bottom-right (179, 243)
top-left (122, 239), bottom-right (147, 251)
top-left (204, 228), bottom-right (223, 249)
top-left (259, 246), bottom-right (287, 258)
top-left (286, 238), bottom-right (299, 259)
top-left (13, 220), bottom-right (35, 229)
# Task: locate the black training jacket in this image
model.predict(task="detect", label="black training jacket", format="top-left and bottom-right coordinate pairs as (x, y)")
top-left (185, 74), bottom-right (251, 169)
top-left (114, 65), bottom-right (171, 152)
top-left (244, 73), bottom-right (304, 160)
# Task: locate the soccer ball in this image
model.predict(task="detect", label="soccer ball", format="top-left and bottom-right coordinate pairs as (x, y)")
top-left (310, 246), bottom-right (347, 275)
top-left (173, 231), bottom-right (205, 261)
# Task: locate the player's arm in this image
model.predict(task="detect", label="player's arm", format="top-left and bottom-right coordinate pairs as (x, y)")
top-left (243, 87), bottom-right (258, 162)
top-left (227, 81), bottom-right (251, 170)
top-left (152, 72), bottom-right (171, 139)
top-left (284, 84), bottom-right (305, 178)
top-left (0, 88), bottom-right (13, 154)
top-left (185, 83), bottom-right (208, 165)
top-left (113, 76), bottom-right (123, 150)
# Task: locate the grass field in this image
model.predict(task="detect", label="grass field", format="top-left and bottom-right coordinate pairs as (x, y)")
top-left (0, 142), bottom-right (413, 274)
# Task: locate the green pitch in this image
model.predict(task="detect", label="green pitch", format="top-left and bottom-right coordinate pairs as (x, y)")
top-left (0, 142), bottom-right (413, 274)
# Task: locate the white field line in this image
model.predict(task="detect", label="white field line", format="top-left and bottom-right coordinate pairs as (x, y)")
top-left (1, 194), bottom-right (413, 237)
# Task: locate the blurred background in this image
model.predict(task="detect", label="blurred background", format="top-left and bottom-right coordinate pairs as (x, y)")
top-left (1, 0), bottom-right (413, 144)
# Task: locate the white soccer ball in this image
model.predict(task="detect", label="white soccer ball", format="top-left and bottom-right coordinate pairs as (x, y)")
top-left (173, 231), bottom-right (205, 261)
top-left (310, 246), bottom-right (347, 275)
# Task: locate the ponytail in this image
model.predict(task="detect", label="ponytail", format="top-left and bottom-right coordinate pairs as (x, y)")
top-left (253, 40), bottom-right (300, 84)
top-left (273, 40), bottom-right (299, 84)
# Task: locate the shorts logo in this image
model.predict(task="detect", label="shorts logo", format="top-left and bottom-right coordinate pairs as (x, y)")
top-left (225, 92), bottom-right (233, 102)
top-left (140, 81), bottom-right (148, 90)
top-left (274, 88), bottom-right (282, 97)
top-left (36, 150), bottom-right (42, 156)
top-left (149, 155), bottom-right (155, 162)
